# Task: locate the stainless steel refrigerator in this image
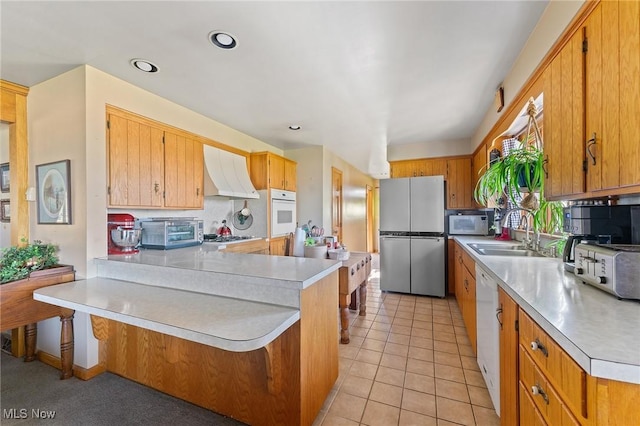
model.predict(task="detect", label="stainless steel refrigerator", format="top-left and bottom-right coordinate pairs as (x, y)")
top-left (379, 176), bottom-right (445, 297)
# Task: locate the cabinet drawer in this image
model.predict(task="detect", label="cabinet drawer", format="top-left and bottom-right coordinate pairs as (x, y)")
top-left (519, 309), bottom-right (587, 418)
top-left (519, 381), bottom-right (547, 426)
top-left (461, 249), bottom-right (475, 279)
top-left (519, 346), bottom-right (580, 426)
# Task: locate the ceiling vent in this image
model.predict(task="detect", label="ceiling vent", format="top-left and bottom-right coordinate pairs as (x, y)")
top-left (203, 146), bottom-right (259, 199)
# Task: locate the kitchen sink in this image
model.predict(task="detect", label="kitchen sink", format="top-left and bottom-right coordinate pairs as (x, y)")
top-left (473, 248), bottom-right (544, 257)
top-left (468, 243), bottom-right (545, 257)
top-left (469, 243), bottom-right (525, 251)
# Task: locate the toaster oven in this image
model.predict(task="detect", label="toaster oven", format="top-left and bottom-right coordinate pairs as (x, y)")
top-left (140, 219), bottom-right (204, 249)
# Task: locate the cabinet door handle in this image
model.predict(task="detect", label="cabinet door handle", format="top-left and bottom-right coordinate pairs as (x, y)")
top-left (496, 307), bottom-right (503, 329)
top-left (464, 278), bottom-right (468, 290)
top-left (530, 338), bottom-right (549, 357)
top-left (542, 155), bottom-right (549, 179)
top-left (154, 182), bottom-right (160, 194)
top-left (196, 187), bottom-right (200, 196)
top-left (531, 384), bottom-right (550, 405)
top-left (587, 132), bottom-right (597, 166)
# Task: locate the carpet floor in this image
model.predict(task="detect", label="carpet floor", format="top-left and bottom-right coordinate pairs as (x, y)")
top-left (0, 352), bottom-right (246, 425)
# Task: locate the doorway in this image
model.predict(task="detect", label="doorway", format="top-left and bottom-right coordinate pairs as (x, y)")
top-left (366, 184), bottom-right (374, 252)
top-left (331, 167), bottom-right (342, 244)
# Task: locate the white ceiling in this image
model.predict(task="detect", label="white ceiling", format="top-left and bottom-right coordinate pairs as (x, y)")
top-left (0, 1), bottom-right (548, 177)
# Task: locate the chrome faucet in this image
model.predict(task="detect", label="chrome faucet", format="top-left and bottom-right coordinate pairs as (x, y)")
top-left (500, 208), bottom-right (535, 249)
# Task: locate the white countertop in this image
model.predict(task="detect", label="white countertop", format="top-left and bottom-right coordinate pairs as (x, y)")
top-left (34, 278), bottom-right (299, 352)
top-left (34, 246), bottom-right (340, 353)
top-left (454, 236), bottom-right (640, 384)
top-left (107, 244), bottom-right (340, 290)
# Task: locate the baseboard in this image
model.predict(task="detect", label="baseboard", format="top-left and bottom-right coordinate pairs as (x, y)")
top-left (36, 350), bottom-right (106, 381)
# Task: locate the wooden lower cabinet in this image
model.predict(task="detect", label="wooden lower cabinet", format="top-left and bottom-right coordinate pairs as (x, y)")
top-left (461, 265), bottom-right (476, 354)
top-left (269, 236), bottom-right (287, 256)
top-left (512, 306), bottom-right (640, 426)
top-left (519, 381), bottom-right (547, 426)
top-left (499, 287), bottom-right (519, 426)
top-left (219, 239), bottom-right (269, 254)
top-left (453, 242), bottom-right (476, 355)
top-left (519, 347), bottom-right (580, 426)
top-left (90, 272), bottom-right (339, 426)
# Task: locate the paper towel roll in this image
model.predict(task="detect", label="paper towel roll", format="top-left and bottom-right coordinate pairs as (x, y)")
top-left (293, 227), bottom-right (305, 257)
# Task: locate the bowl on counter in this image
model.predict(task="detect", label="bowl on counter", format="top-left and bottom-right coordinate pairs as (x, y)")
top-left (111, 227), bottom-right (142, 252)
top-left (304, 244), bottom-right (328, 259)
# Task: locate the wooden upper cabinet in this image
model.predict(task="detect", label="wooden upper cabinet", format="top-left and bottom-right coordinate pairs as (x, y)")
top-left (269, 154), bottom-right (286, 190)
top-left (447, 157), bottom-right (472, 209)
top-left (164, 131), bottom-right (204, 209)
top-left (585, 1), bottom-right (640, 192)
top-left (389, 157), bottom-right (473, 208)
top-left (429, 159), bottom-right (448, 178)
top-left (390, 160), bottom-right (418, 178)
top-left (107, 113), bottom-right (164, 208)
top-left (542, 29), bottom-right (586, 200)
top-left (250, 152), bottom-right (297, 191)
top-left (284, 158), bottom-right (297, 192)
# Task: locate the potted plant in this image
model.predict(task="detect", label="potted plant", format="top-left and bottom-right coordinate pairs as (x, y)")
top-left (474, 98), bottom-right (564, 235)
top-left (474, 144), bottom-right (545, 208)
top-left (1, 239), bottom-right (60, 284)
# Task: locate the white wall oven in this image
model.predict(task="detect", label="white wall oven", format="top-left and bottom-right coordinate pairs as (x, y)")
top-left (271, 190), bottom-right (296, 237)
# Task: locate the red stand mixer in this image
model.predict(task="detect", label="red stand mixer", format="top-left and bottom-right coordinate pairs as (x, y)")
top-left (107, 213), bottom-right (141, 255)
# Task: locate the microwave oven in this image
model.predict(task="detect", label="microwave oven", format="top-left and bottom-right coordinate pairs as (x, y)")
top-left (449, 215), bottom-right (489, 236)
top-left (140, 219), bottom-right (204, 249)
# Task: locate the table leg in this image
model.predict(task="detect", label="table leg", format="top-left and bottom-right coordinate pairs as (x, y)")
top-left (24, 323), bottom-right (37, 362)
top-left (349, 289), bottom-right (358, 311)
top-left (359, 282), bottom-right (367, 316)
top-left (339, 295), bottom-right (350, 344)
top-left (59, 311), bottom-right (75, 380)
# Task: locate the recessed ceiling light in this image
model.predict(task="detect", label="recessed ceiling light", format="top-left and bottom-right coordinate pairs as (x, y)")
top-left (130, 59), bottom-right (159, 73)
top-left (209, 31), bottom-right (237, 49)
top-left (289, 125), bottom-right (301, 130)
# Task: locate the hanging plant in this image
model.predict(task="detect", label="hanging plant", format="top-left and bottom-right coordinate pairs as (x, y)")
top-left (474, 97), bottom-right (564, 234)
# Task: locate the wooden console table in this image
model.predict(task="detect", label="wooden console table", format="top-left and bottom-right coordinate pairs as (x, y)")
top-left (0, 265), bottom-right (75, 379)
top-left (338, 252), bottom-right (372, 344)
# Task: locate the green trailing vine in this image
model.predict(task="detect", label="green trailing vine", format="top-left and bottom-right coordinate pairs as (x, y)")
top-left (0, 239), bottom-right (59, 284)
top-left (474, 97), bottom-right (565, 235)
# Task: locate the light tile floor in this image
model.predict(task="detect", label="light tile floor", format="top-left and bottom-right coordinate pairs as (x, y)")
top-left (314, 254), bottom-right (500, 426)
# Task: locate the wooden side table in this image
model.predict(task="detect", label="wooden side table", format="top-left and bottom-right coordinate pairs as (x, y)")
top-left (0, 265), bottom-right (76, 379)
top-left (338, 252), bottom-right (372, 344)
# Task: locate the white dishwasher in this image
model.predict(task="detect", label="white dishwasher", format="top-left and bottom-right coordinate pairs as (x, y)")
top-left (475, 264), bottom-right (500, 416)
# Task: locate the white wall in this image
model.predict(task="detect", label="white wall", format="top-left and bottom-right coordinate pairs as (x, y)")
top-left (286, 146), bottom-right (325, 230)
top-left (27, 66), bottom-right (93, 367)
top-left (28, 65), bottom-right (285, 369)
top-left (286, 145), bottom-right (375, 252)
top-left (471, 0), bottom-right (585, 150)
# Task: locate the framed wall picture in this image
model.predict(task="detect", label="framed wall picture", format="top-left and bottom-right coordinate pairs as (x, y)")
top-left (0, 200), bottom-right (9, 222)
top-left (0, 163), bottom-right (9, 193)
top-left (36, 159), bottom-right (72, 224)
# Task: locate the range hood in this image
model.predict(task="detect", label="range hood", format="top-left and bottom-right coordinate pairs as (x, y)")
top-left (203, 145), bottom-right (259, 199)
